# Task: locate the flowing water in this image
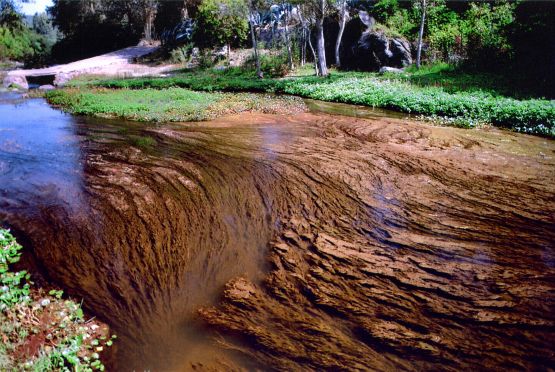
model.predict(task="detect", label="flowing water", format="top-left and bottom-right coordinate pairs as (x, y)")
top-left (0, 92), bottom-right (554, 370)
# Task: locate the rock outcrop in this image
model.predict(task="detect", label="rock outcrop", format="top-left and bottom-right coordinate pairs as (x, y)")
top-left (340, 12), bottom-right (412, 71)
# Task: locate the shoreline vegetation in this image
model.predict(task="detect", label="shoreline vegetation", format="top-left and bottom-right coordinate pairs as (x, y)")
top-left (0, 229), bottom-right (114, 371)
top-left (47, 64), bottom-right (554, 137)
top-left (46, 87), bottom-right (307, 122)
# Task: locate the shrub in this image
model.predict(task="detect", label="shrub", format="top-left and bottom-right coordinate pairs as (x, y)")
top-left (169, 43), bottom-right (194, 64)
top-left (246, 51), bottom-right (291, 78)
top-left (0, 26), bottom-right (49, 64)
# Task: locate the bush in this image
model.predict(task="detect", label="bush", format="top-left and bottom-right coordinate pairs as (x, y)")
top-left (462, 1), bottom-right (516, 69)
top-left (0, 26), bottom-right (49, 65)
top-left (169, 43), bottom-right (194, 64)
top-left (245, 51), bottom-right (290, 78)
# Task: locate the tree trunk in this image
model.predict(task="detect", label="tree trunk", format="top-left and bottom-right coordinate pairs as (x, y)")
top-left (181, 0), bottom-right (189, 19)
top-left (301, 27), bottom-right (307, 66)
top-left (249, 11), bottom-right (263, 78)
top-left (298, 6), bottom-right (317, 75)
top-left (416, 0), bottom-right (426, 69)
top-left (144, 12), bottom-right (153, 41)
top-left (315, 0), bottom-right (328, 77)
top-left (227, 43), bottom-right (231, 66)
top-left (283, 4), bottom-right (294, 70)
top-left (335, 0), bottom-right (347, 67)
top-left (307, 27), bottom-right (319, 76)
top-left (143, 1), bottom-right (157, 41)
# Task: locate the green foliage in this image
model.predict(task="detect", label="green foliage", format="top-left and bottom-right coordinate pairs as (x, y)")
top-left (46, 88), bottom-right (220, 122)
top-left (77, 67), bottom-right (555, 137)
top-left (194, 0), bottom-right (249, 50)
top-left (0, 229), bottom-right (116, 371)
top-left (169, 43), bottom-right (194, 64)
top-left (0, 2), bottom-right (52, 65)
top-left (0, 0), bottom-right (21, 29)
top-left (32, 12), bottom-right (59, 47)
top-left (372, 0), bottom-right (417, 39)
top-left (49, 289), bottom-right (64, 299)
top-left (46, 86), bottom-right (305, 122)
top-left (0, 229), bottom-right (30, 311)
top-left (246, 51), bottom-right (291, 77)
top-left (462, 1), bottom-right (515, 67)
top-left (370, 0), bottom-right (518, 68)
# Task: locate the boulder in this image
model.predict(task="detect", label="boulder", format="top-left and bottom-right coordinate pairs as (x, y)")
top-left (390, 38), bottom-right (412, 67)
top-left (38, 84), bottom-right (55, 91)
top-left (340, 13), bottom-right (412, 71)
top-left (379, 66), bottom-right (404, 74)
top-left (3, 74), bottom-right (29, 90)
top-left (347, 30), bottom-right (412, 71)
top-left (53, 72), bottom-right (73, 87)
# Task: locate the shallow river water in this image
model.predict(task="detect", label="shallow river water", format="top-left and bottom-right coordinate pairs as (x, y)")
top-left (1, 92), bottom-right (554, 370)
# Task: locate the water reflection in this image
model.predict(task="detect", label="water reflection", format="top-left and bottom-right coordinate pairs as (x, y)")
top-left (0, 97), bottom-right (87, 217)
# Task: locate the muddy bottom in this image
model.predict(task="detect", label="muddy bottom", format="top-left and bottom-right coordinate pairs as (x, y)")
top-left (0, 93), bottom-right (554, 370)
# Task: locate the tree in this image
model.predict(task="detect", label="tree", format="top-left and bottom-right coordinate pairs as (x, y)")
top-left (248, 0), bottom-right (264, 77)
top-left (314, 0), bottom-right (328, 76)
top-left (32, 11), bottom-right (59, 46)
top-left (415, 0), bottom-right (426, 68)
top-left (295, 0), bottom-right (329, 76)
top-left (141, 0), bottom-right (158, 41)
top-left (195, 0), bottom-right (249, 64)
top-left (0, 0), bottom-right (23, 29)
top-left (155, 0), bottom-right (201, 33)
top-left (296, 2), bottom-right (318, 76)
top-left (334, 0), bottom-right (347, 67)
top-left (280, 2), bottom-right (293, 70)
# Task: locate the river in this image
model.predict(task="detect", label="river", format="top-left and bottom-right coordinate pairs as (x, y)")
top-left (1, 92), bottom-right (554, 370)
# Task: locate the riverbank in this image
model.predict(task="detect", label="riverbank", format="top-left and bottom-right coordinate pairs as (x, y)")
top-left (68, 66), bottom-right (555, 137)
top-left (46, 87), bottom-right (306, 122)
top-left (0, 230), bottom-right (114, 371)
top-left (2, 90), bottom-right (554, 369)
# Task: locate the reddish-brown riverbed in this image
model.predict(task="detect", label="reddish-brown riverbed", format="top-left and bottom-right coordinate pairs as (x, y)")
top-left (1, 93), bottom-right (554, 370)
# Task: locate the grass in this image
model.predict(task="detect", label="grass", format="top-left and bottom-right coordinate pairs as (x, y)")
top-left (68, 65), bottom-right (555, 137)
top-left (0, 229), bottom-right (115, 371)
top-left (46, 87), bottom-right (306, 122)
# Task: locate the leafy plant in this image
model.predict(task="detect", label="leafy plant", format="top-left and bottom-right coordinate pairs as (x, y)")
top-left (0, 229), bottom-right (30, 311)
top-left (169, 43), bottom-right (194, 64)
top-left (1, 229), bottom-right (116, 371)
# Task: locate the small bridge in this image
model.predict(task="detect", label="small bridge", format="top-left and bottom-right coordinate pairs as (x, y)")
top-left (3, 46), bottom-right (158, 88)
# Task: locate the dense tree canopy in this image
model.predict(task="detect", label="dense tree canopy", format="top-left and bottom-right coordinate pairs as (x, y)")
top-left (194, 0), bottom-right (249, 51)
top-left (0, 0), bottom-right (56, 64)
top-left (0, 0), bottom-right (550, 93)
